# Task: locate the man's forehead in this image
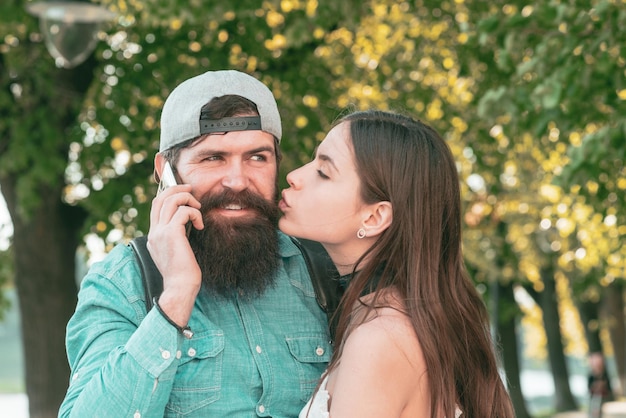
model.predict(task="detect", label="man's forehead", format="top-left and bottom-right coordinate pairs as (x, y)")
top-left (192, 130), bottom-right (276, 152)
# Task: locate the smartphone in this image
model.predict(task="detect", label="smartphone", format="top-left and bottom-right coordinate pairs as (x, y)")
top-left (158, 161), bottom-right (192, 236)
top-left (158, 161), bottom-right (177, 194)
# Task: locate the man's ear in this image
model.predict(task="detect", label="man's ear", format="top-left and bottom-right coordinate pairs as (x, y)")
top-left (361, 201), bottom-right (393, 238)
top-left (154, 153), bottom-right (165, 183)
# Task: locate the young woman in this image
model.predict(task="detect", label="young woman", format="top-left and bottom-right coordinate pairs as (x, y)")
top-left (279, 110), bottom-right (515, 418)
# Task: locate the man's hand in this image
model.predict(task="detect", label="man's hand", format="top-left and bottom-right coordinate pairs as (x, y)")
top-left (147, 184), bottom-right (204, 327)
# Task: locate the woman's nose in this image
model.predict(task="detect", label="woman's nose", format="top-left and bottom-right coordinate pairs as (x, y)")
top-left (285, 166), bottom-right (304, 188)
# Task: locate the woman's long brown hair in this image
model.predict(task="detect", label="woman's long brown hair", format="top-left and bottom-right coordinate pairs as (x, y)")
top-left (326, 110), bottom-right (515, 418)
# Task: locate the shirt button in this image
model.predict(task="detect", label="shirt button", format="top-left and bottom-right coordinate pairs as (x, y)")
top-left (133, 412), bottom-right (141, 418)
top-left (161, 350), bottom-right (171, 360)
top-left (315, 347), bottom-right (325, 356)
top-left (72, 373), bottom-right (79, 381)
top-left (258, 404), bottom-right (266, 413)
top-left (256, 345), bottom-right (262, 354)
top-left (187, 348), bottom-right (196, 357)
top-left (176, 350), bottom-right (182, 359)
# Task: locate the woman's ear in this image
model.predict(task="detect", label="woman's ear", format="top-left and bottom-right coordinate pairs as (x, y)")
top-left (361, 201), bottom-right (393, 238)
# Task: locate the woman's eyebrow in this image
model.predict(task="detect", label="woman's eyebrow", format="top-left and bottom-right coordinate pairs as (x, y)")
top-left (317, 153), bottom-right (338, 173)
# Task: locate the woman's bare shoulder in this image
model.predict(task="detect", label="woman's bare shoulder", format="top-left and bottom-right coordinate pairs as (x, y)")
top-left (345, 289), bottom-right (424, 372)
top-left (329, 291), bottom-right (430, 417)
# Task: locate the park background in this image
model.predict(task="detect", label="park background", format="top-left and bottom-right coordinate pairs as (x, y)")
top-left (0, 0), bottom-right (625, 417)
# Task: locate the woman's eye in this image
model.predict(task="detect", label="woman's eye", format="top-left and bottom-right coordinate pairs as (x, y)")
top-left (317, 169), bottom-right (329, 179)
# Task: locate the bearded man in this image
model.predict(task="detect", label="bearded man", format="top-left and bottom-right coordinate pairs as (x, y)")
top-left (60, 70), bottom-right (331, 418)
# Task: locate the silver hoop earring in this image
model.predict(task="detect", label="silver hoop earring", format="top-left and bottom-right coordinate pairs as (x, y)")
top-left (357, 228), bottom-right (366, 239)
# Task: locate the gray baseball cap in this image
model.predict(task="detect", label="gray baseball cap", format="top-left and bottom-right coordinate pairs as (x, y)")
top-left (159, 70), bottom-right (282, 152)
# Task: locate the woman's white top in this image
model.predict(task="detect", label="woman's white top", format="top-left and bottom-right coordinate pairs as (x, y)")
top-left (299, 373), bottom-right (463, 418)
top-left (299, 374), bottom-right (330, 418)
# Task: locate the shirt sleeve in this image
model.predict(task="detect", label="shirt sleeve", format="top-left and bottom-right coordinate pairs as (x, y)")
top-left (58, 248), bottom-right (184, 418)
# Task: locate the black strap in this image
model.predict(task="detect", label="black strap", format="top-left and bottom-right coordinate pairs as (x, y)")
top-left (128, 236), bottom-right (162, 312)
top-left (288, 237), bottom-right (342, 314)
top-left (289, 237), bottom-right (342, 339)
top-left (128, 236), bottom-right (343, 337)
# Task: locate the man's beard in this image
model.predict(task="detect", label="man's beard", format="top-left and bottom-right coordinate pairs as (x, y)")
top-left (187, 189), bottom-right (281, 299)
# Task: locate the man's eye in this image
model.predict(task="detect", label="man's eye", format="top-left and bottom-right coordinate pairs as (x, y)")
top-left (317, 169), bottom-right (329, 179)
top-left (205, 155), bottom-right (222, 161)
top-left (250, 155), bottom-right (267, 162)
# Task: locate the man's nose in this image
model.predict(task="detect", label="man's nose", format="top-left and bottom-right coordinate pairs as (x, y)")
top-left (221, 161), bottom-right (249, 191)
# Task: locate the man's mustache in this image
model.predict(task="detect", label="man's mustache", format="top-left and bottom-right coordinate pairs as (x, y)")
top-left (199, 189), bottom-right (279, 222)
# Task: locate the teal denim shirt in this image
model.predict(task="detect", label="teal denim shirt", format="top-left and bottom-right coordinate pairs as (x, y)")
top-left (59, 232), bottom-right (331, 418)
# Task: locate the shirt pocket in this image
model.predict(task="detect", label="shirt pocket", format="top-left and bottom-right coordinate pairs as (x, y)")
top-left (286, 333), bottom-right (332, 402)
top-left (165, 330), bottom-right (225, 416)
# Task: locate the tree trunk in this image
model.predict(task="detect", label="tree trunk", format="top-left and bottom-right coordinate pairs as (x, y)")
top-left (498, 281), bottom-right (532, 418)
top-left (0, 31), bottom-right (95, 416)
top-left (1, 173), bottom-right (86, 418)
top-left (489, 221), bottom-right (532, 417)
top-left (539, 263), bottom-right (579, 412)
top-left (578, 296), bottom-right (603, 354)
top-left (603, 281), bottom-right (625, 397)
